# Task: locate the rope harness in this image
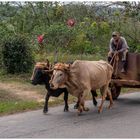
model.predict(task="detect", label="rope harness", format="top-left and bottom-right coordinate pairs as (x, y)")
top-left (54, 63), bottom-right (70, 71)
top-left (109, 39), bottom-right (120, 78)
top-left (110, 52), bottom-right (119, 78)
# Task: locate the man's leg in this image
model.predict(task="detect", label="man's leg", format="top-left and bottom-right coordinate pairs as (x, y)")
top-left (121, 49), bottom-right (128, 73)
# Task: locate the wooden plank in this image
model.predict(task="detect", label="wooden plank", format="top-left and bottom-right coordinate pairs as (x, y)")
top-left (111, 79), bottom-right (140, 87)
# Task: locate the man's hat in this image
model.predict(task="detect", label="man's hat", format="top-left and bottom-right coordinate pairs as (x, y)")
top-left (112, 31), bottom-right (120, 36)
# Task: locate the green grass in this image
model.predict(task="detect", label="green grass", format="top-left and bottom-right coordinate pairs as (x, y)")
top-left (0, 71), bottom-right (31, 83)
top-left (0, 101), bottom-right (43, 116)
top-left (0, 88), bottom-right (43, 116)
top-left (0, 88), bottom-right (76, 116)
top-left (35, 53), bottom-right (106, 63)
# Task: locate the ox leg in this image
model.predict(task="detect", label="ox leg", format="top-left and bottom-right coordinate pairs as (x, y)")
top-left (74, 99), bottom-right (88, 110)
top-left (107, 88), bottom-right (113, 109)
top-left (64, 90), bottom-right (69, 112)
top-left (77, 94), bottom-right (84, 115)
top-left (74, 98), bottom-right (86, 109)
top-left (98, 86), bottom-right (107, 113)
top-left (43, 93), bottom-right (50, 114)
top-left (81, 100), bottom-right (89, 112)
top-left (91, 90), bottom-right (98, 106)
top-left (74, 100), bottom-right (79, 109)
top-left (81, 90), bottom-right (89, 112)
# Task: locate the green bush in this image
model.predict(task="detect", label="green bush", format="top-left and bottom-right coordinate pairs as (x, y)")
top-left (136, 45), bottom-right (140, 53)
top-left (1, 35), bottom-right (33, 74)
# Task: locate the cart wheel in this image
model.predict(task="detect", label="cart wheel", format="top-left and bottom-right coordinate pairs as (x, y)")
top-left (106, 85), bottom-right (121, 100)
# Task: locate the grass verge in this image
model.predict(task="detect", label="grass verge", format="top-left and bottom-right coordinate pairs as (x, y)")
top-left (0, 88), bottom-right (43, 116)
top-left (0, 101), bottom-right (43, 116)
top-left (0, 85), bottom-right (140, 116)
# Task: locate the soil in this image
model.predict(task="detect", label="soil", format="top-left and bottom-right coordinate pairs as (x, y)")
top-left (0, 82), bottom-right (45, 102)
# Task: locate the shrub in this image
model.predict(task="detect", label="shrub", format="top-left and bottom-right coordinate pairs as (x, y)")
top-left (1, 35), bottom-right (33, 74)
top-left (136, 45), bottom-right (140, 53)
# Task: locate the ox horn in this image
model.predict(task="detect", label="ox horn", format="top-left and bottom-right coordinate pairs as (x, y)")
top-left (64, 64), bottom-right (70, 71)
top-left (42, 69), bottom-right (53, 74)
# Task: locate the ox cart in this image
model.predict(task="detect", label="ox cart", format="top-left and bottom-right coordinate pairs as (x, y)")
top-left (109, 52), bottom-right (140, 100)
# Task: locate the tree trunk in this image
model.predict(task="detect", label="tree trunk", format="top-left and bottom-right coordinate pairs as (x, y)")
top-left (54, 49), bottom-right (58, 63)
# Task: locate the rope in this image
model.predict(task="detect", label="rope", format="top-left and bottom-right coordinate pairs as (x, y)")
top-left (109, 52), bottom-right (119, 78)
top-left (110, 38), bottom-right (120, 78)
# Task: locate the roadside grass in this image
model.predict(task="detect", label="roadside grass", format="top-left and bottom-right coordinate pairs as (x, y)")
top-left (0, 89), bottom-right (43, 116)
top-left (0, 101), bottom-right (43, 116)
top-left (35, 53), bottom-right (106, 63)
top-left (0, 70), bottom-right (32, 83)
top-left (0, 87), bottom-right (77, 116)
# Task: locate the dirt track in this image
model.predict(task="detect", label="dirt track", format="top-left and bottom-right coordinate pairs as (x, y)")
top-left (0, 82), bottom-right (44, 102)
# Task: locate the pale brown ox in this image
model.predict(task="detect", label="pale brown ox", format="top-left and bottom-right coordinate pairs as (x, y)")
top-left (50, 60), bottom-right (114, 114)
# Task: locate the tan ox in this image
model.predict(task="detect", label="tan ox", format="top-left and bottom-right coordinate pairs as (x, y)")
top-left (50, 60), bottom-right (113, 114)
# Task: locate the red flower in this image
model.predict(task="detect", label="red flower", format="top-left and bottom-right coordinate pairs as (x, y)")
top-left (37, 35), bottom-right (44, 44)
top-left (67, 19), bottom-right (75, 27)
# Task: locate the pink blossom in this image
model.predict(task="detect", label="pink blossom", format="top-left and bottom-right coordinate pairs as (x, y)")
top-left (37, 35), bottom-right (44, 44)
top-left (67, 19), bottom-right (75, 27)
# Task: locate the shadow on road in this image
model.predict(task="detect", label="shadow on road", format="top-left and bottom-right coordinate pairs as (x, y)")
top-left (116, 93), bottom-right (140, 106)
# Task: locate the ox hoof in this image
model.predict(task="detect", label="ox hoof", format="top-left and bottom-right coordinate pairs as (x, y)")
top-left (108, 103), bottom-right (113, 109)
top-left (84, 107), bottom-right (89, 112)
top-left (74, 104), bottom-right (78, 109)
top-left (77, 111), bottom-right (82, 116)
top-left (77, 107), bottom-right (83, 114)
top-left (64, 108), bottom-right (69, 112)
top-left (43, 112), bottom-right (48, 115)
top-left (64, 106), bottom-right (69, 112)
top-left (93, 101), bottom-right (97, 106)
top-left (98, 107), bottom-right (102, 114)
top-left (43, 110), bottom-right (48, 115)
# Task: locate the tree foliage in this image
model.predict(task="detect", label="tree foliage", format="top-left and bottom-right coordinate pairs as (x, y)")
top-left (0, 1), bottom-right (140, 65)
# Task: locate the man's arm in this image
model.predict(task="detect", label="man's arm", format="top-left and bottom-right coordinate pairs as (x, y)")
top-left (109, 38), bottom-right (114, 52)
top-left (118, 37), bottom-right (129, 52)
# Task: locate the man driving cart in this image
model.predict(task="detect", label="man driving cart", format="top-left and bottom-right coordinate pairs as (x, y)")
top-left (108, 31), bottom-right (129, 73)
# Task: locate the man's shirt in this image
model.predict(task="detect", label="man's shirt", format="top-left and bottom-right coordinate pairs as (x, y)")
top-left (109, 37), bottom-right (129, 52)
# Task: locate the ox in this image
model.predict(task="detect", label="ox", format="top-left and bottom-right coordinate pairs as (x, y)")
top-left (50, 60), bottom-right (114, 114)
top-left (30, 61), bottom-right (98, 114)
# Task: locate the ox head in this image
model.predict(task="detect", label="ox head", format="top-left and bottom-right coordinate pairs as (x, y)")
top-left (50, 63), bottom-right (70, 89)
top-left (30, 60), bottom-right (53, 85)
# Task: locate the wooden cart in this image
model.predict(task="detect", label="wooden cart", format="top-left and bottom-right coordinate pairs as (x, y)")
top-left (108, 52), bottom-right (140, 99)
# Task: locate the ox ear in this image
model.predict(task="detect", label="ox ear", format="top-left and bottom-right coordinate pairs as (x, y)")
top-left (64, 64), bottom-right (71, 71)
